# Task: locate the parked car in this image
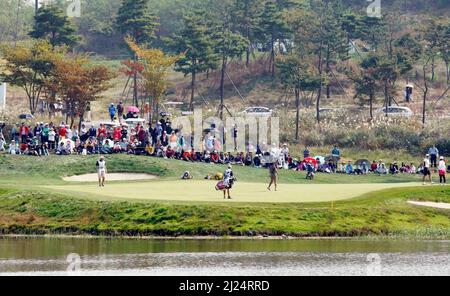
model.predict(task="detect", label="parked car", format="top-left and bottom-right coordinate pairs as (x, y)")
top-left (125, 118), bottom-right (146, 130)
top-left (242, 107), bottom-right (273, 117)
top-left (160, 111), bottom-right (172, 118)
top-left (18, 114), bottom-right (34, 120)
top-left (318, 108), bottom-right (337, 117)
top-left (376, 106), bottom-right (413, 118)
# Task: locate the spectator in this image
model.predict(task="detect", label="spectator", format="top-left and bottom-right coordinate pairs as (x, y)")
top-left (438, 157), bottom-right (446, 185)
top-left (428, 145), bottom-right (439, 168)
top-left (109, 103), bottom-right (116, 121)
top-left (371, 161), bottom-right (378, 172)
top-left (117, 101), bottom-right (124, 122)
top-left (422, 154), bottom-right (432, 185)
top-left (303, 147), bottom-right (310, 159)
top-left (390, 162), bottom-right (399, 174)
top-left (85, 102), bottom-right (92, 122)
top-left (332, 145), bottom-right (341, 159)
top-left (19, 123), bottom-right (29, 143)
top-left (345, 161), bottom-right (353, 174)
top-left (8, 140), bottom-right (20, 155)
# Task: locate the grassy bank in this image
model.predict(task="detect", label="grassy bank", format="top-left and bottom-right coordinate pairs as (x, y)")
top-left (0, 186), bottom-right (449, 237)
top-left (0, 154), bottom-right (448, 238)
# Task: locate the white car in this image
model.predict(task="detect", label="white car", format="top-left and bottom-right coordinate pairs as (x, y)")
top-left (125, 118), bottom-right (146, 129)
top-left (376, 106), bottom-right (413, 118)
top-left (242, 107), bottom-right (273, 117)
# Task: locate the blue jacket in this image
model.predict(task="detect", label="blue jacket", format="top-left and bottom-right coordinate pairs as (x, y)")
top-left (109, 105), bottom-right (116, 116)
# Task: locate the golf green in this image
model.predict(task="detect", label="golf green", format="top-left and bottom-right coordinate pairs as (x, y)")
top-left (46, 180), bottom-right (422, 203)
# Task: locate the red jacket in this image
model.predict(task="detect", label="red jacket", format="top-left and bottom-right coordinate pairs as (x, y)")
top-left (59, 127), bottom-right (67, 137)
top-left (20, 126), bottom-right (29, 136)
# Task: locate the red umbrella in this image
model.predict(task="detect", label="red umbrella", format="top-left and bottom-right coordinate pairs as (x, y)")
top-left (303, 157), bottom-right (318, 167)
top-left (128, 106), bottom-right (140, 113)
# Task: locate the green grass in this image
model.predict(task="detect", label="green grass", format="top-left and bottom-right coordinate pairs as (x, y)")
top-left (0, 154), bottom-right (420, 187)
top-left (0, 154), bottom-right (448, 238)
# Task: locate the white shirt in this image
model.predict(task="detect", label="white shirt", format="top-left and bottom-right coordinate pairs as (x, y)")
top-left (48, 131), bottom-right (56, 141)
top-left (438, 161), bottom-right (446, 171)
top-left (97, 160), bottom-right (106, 171)
top-left (424, 158), bottom-right (430, 168)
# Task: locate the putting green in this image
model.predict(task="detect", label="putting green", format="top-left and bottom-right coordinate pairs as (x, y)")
top-left (46, 180), bottom-right (421, 203)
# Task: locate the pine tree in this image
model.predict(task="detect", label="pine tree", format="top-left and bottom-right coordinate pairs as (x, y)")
top-left (116, 0), bottom-right (158, 45)
top-left (29, 5), bottom-right (78, 48)
top-left (307, 0), bottom-right (349, 121)
top-left (172, 11), bottom-right (219, 110)
top-left (232, 0), bottom-right (262, 67)
top-left (256, 0), bottom-right (290, 78)
top-left (116, 0), bottom-right (159, 107)
top-left (209, 0), bottom-right (248, 120)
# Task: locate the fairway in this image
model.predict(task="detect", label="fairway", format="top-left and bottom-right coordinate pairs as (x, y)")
top-left (46, 180), bottom-right (422, 203)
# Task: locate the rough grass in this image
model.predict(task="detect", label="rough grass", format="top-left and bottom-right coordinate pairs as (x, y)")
top-left (0, 154), bottom-right (420, 187)
top-left (0, 154), bottom-right (448, 238)
top-left (0, 186), bottom-right (448, 237)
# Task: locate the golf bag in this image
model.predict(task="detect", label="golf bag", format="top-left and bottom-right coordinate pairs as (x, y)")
top-left (215, 177), bottom-right (236, 191)
top-left (215, 181), bottom-right (226, 191)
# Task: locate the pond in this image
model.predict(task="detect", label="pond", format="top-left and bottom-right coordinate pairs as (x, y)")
top-left (0, 237), bottom-right (448, 276)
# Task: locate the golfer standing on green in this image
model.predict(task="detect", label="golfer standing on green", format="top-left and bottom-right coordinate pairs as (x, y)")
top-left (96, 156), bottom-right (107, 187)
top-left (267, 162), bottom-right (278, 191)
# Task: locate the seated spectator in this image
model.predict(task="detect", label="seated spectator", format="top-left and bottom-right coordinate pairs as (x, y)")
top-left (371, 161), bottom-right (378, 172)
top-left (345, 161), bottom-right (353, 174)
top-left (254, 155), bottom-right (262, 168)
top-left (182, 150), bottom-right (191, 161)
top-left (216, 152), bottom-right (224, 164)
top-left (103, 139), bottom-right (113, 154)
top-left (113, 141), bottom-right (122, 153)
top-left (234, 153), bottom-right (244, 165)
top-left (203, 151), bottom-right (211, 163)
top-left (211, 150), bottom-right (219, 163)
top-left (40, 142), bottom-right (50, 156)
top-left (389, 162), bottom-right (399, 174)
top-left (377, 163), bottom-right (387, 175)
top-left (8, 140), bottom-right (20, 155)
top-left (244, 153), bottom-right (253, 166)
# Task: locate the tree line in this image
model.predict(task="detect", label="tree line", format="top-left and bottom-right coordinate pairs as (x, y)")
top-left (0, 0), bottom-right (449, 134)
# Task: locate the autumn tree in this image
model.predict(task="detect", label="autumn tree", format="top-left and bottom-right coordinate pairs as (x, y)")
top-left (0, 40), bottom-right (63, 114)
top-left (126, 37), bottom-right (182, 124)
top-left (47, 55), bottom-right (115, 129)
top-left (117, 0), bottom-right (159, 107)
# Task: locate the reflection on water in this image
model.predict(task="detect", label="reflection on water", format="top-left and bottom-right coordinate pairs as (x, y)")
top-left (0, 237), bottom-right (449, 276)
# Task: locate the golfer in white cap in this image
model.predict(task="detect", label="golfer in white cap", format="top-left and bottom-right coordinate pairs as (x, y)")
top-left (223, 164), bottom-right (235, 199)
top-left (96, 156), bottom-right (107, 187)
